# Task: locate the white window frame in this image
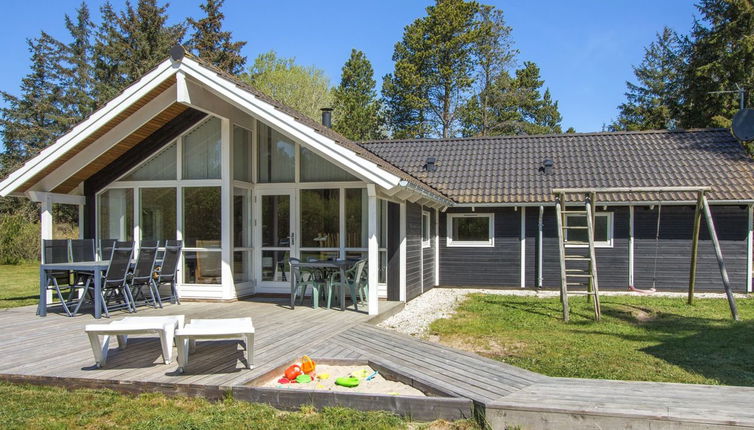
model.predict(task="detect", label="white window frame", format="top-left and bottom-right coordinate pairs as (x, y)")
top-left (565, 212), bottom-right (614, 248)
top-left (446, 213), bottom-right (495, 248)
top-left (421, 211), bottom-right (431, 248)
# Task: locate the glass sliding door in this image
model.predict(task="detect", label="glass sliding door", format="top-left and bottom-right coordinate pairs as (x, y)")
top-left (256, 190), bottom-right (295, 290)
top-left (299, 189), bottom-right (340, 261)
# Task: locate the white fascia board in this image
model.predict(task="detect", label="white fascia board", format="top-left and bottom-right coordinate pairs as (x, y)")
top-left (32, 83), bottom-right (178, 192)
top-left (179, 58), bottom-right (400, 190)
top-left (26, 191), bottom-right (85, 205)
top-left (0, 60), bottom-right (178, 197)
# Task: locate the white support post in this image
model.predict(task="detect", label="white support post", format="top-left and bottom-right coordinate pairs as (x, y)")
top-left (399, 202), bottom-right (407, 302)
top-left (367, 184), bottom-right (379, 315)
top-left (537, 205), bottom-right (543, 288)
top-left (220, 117), bottom-right (234, 299)
top-left (746, 205), bottom-right (754, 293)
top-left (520, 207), bottom-right (526, 288)
top-left (434, 209), bottom-right (439, 286)
top-left (629, 206), bottom-right (635, 288)
top-left (40, 196), bottom-right (53, 303)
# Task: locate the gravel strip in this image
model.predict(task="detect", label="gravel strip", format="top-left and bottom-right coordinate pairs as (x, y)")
top-left (377, 288), bottom-right (745, 337)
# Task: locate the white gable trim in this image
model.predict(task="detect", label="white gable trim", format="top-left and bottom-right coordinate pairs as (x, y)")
top-left (178, 58), bottom-right (401, 190)
top-left (0, 60), bottom-right (179, 196)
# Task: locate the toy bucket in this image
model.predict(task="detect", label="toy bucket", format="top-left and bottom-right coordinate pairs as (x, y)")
top-left (301, 355), bottom-right (316, 374)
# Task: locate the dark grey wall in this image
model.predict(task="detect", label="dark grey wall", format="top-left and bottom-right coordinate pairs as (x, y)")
top-left (437, 205), bottom-right (750, 292)
top-left (422, 207), bottom-right (436, 292)
top-left (387, 202), bottom-right (401, 301)
top-left (438, 207), bottom-right (521, 286)
top-left (406, 202), bottom-right (423, 300)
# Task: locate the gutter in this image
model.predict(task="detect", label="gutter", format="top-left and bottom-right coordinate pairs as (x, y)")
top-left (397, 180), bottom-right (455, 208)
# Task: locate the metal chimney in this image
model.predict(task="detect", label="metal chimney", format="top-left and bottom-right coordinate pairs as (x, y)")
top-left (424, 157), bottom-right (437, 172)
top-left (321, 108), bottom-right (333, 128)
top-left (543, 159), bottom-right (554, 175)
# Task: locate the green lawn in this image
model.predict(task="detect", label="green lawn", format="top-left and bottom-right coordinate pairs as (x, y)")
top-left (0, 262), bottom-right (39, 309)
top-left (429, 294), bottom-right (754, 386)
top-left (0, 382), bottom-right (477, 430)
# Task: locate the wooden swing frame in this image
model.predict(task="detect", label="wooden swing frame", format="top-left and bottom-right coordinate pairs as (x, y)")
top-left (552, 186), bottom-right (739, 321)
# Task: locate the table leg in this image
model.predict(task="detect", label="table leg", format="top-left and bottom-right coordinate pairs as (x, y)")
top-left (290, 267), bottom-right (296, 310)
top-left (339, 267), bottom-right (346, 311)
top-left (94, 268), bottom-right (102, 319)
top-left (37, 269), bottom-right (47, 317)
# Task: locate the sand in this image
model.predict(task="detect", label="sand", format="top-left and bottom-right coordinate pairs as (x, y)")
top-left (260, 364), bottom-right (426, 396)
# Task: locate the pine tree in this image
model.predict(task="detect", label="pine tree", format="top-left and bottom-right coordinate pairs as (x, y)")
top-left (332, 49), bottom-right (383, 141)
top-left (681, 0), bottom-right (754, 128)
top-left (93, 0), bottom-right (184, 104)
top-left (186, 0), bottom-right (247, 75)
top-left (63, 2), bottom-right (97, 121)
top-left (611, 28), bottom-right (684, 131)
top-left (383, 0), bottom-right (481, 138)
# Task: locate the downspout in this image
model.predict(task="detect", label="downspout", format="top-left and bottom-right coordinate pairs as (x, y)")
top-left (538, 205), bottom-right (543, 288)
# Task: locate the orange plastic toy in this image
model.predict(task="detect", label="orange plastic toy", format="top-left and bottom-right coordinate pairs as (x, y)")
top-left (302, 355), bottom-right (316, 374)
top-left (284, 364), bottom-right (302, 380)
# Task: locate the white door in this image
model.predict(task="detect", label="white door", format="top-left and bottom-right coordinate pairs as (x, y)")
top-left (254, 190), bottom-right (296, 292)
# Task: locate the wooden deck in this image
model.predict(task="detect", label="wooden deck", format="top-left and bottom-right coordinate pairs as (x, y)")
top-left (2, 299), bottom-right (754, 428)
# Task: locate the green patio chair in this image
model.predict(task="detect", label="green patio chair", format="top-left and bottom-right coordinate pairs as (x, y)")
top-left (325, 258), bottom-right (368, 311)
top-left (289, 258), bottom-right (326, 309)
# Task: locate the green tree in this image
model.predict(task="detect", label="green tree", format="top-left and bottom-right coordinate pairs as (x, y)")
top-left (241, 51), bottom-right (333, 122)
top-left (63, 2), bottom-right (97, 121)
top-left (611, 27), bottom-right (685, 131)
top-left (681, 0), bottom-right (754, 128)
top-left (332, 49), bottom-right (383, 140)
top-left (186, 0), bottom-right (247, 75)
top-left (383, 0), bottom-right (481, 138)
top-left (93, 0), bottom-right (184, 104)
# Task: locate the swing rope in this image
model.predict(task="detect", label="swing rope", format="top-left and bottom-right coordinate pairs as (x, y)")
top-left (629, 202), bottom-right (659, 294)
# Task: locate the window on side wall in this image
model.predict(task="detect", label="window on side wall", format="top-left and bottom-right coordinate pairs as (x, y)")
top-left (421, 211), bottom-right (431, 248)
top-left (564, 212), bottom-right (613, 248)
top-left (447, 213), bottom-right (494, 247)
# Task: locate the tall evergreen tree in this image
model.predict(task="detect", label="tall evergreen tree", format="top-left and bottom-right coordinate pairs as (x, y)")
top-left (93, 0), bottom-right (184, 104)
top-left (63, 2), bottom-right (97, 121)
top-left (186, 0), bottom-right (247, 75)
top-left (681, 0), bottom-right (754, 128)
top-left (332, 49), bottom-right (383, 141)
top-left (383, 0), bottom-right (481, 138)
top-left (611, 28), bottom-right (685, 131)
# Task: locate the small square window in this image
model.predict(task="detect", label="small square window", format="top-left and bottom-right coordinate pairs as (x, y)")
top-left (421, 211), bottom-right (431, 248)
top-left (565, 212), bottom-right (613, 248)
top-left (447, 213), bottom-right (494, 247)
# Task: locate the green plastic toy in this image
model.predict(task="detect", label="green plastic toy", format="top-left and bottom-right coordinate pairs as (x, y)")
top-left (296, 374), bottom-right (312, 384)
top-left (335, 377), bottom-right (360, 388)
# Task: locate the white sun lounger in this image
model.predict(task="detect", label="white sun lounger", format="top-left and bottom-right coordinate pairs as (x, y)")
top-left (175, 317), bottom-right (254, 373)
top-left (84, 315), bottom-right (185, 367)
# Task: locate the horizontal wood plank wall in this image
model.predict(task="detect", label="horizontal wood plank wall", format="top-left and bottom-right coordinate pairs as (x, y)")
top-left (82, 108), bottom-right (208, 238)
top-left (438, 207), bottom-right (520, 287)
top-left (633, 205), bottom-right (748, 292)
top-left (422, 207), bottom-right (435, 293)
top-left (405, 202), bottom-right (423, 300)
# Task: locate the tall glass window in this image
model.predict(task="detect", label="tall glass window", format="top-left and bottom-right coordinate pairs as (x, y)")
top-left (233, 125), bottom-right (252, 182)
top-left (183, 187), bottom-right (221, 248)
top-left (257, 123), bottom-right (294, 183)
top-left (300, 189), bottom-right (340, 249)
top-left (98, 188), bottom-right (134, 241)
top-left (140, 188), bottom-right (176, 242)
top-left (345, 188), bottom-right (367, 248)
top-left (183, 117), bottom-right (221, 179)
top-left (300, 147), bottom-right (358, 182)
top-left (123, 142), bottom-right (176, 181)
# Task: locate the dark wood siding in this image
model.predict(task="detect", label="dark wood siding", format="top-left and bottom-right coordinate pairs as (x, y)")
top-left (406, 202), bottom-right (423, 300)
top-left (82, 108), bottom-right (207, 238)
top-left (422, 207), bottom-right (436, 292)
top-left (439, 207), bottom-right (521, 286)
top-left (387, 202), bottom-right (401, 301)
top-left (438, 205), bottom-right (749, 292)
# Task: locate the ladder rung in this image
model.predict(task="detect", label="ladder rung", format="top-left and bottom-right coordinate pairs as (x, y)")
top-left (568, 291), bottom-right (598, 296)
top-left (561, 210), bottom-right (587, 214)
top-left (565, 241), bottom-right (590, 245)
top-left (562, 226), bottom-right (589, 230)
top-left (566, 282), bottom-right (589, 286)
top-left (566, 274), bottom-right (593, 278)
top-left (564, 256), bottom-right (591, 261)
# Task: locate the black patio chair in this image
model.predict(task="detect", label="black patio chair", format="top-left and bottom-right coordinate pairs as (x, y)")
top-left (99, 239), bottom-right (118, 261)
top-left (97, 242), bottom-right (135, 317)
top-left (41, 239), bottom-right (75, 316)
top-left (70, 239), bottom-right (96, 290)
top-left (154, 240), bottom-right (182, 305)
top-left (128, 240), bottom-right (160, 308)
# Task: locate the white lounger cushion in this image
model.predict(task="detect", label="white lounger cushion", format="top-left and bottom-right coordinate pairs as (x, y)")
top-left (85, 315), bottom-right (185, 367)
top-left (175, 317), bottom-right (254, 372)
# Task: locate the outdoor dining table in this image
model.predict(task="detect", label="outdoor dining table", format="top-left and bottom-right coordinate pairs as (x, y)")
top-left (38, 260), bottom-right (109, 319)
top-left (290, 259), bottom-right (355, 311)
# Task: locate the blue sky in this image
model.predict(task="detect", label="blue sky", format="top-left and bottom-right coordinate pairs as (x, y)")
top-left (0, 0), bottom-right (698, 133)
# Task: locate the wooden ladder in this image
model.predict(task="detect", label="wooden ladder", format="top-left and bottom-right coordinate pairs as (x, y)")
top-left (555, 191), bottom-right (601, 322)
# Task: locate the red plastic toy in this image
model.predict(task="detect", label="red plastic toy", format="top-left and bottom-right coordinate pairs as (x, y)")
top-left (284, 364), bottom-right (302, 380)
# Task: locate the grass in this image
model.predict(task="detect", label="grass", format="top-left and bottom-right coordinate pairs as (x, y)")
top-left (0, 382), bottom-right (478, 430)
top-left (429, 294), bottom-right (754, 386)
top-left (0, 262), bottom-right (40, 309)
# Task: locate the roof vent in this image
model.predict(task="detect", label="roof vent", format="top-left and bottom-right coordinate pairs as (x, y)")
top-left (321, 107), bottom-right (333, 128)
top-left (424, 157), bottom-right (437, 172)
top-left (541, 159), bottom-right (554, 175)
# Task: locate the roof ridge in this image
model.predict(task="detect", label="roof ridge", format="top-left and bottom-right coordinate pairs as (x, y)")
top-left (359, 128), bottom-right (733, 145)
